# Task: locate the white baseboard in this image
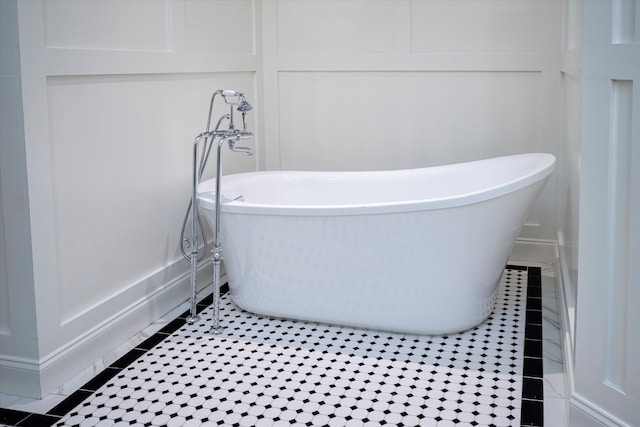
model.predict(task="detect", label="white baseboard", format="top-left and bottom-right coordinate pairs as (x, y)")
top-left (0, 357), bottom-right (42, 398)
top-left (570, 394), bottom-right (632, 427)
top-left (0, 259), bottom-right (215, 399)
top-left (509, 237), bottom-right (558, 265)
top-left (556, 236), bottom-right (632, 427)
top-left (556, 246), bottom-right (577, 424)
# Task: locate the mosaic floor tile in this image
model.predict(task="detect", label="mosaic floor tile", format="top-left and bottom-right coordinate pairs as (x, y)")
top-left (44, 267), bottom-right (540, 427)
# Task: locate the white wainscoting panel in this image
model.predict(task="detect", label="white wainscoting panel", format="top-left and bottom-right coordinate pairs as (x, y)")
top-left (43, 0), bottom-right (169, 51)
top-left (261, 0), bottom-right (561, 241)
top-left (278, 71), bottom-right (542, 172)
top-left (568, 1), bottom-right (640, 424)
top-left (46, 72), bottom-right (255, 324)
top-left (607, 79), bottom-right (639, 404)
top-left (185, 0), bottom-right (255, 54)
top-left (7, 0), bottom-right (258, 398)
top-left (276, 0), bottom-right (395, 54)
top-left (604, 80), bottom-right (634, 393)
top-left (611, 0), bottom-right (639, 44)
top-left (0, 189), bottom-right (8, 336)
top-left (558, 68), bottom-right (582, 344)
top-left (0, 0), bottom-right (41, 398)
top-left (410, 0), bottom-right (550, 53)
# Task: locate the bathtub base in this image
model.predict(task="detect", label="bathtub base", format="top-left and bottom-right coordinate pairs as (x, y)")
top-left (228, 277), bottom-right (500, 336)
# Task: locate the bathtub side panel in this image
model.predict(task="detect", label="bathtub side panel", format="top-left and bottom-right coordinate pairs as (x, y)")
top-left (217, 181), bottom-right (544, 335)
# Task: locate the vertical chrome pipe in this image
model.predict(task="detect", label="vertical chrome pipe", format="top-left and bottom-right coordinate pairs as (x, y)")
top-left (211, 247), bottom-right (223, 334)
top-left (185, 136), bottom-right (202, 324)
top-left (210, 137), bottom-right (228, 335)
top-left (186, 133), bottom-right (207, 324)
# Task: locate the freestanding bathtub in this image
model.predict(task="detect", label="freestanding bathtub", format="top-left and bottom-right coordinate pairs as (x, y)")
top-left (198, 153), bottom-right (555, 335)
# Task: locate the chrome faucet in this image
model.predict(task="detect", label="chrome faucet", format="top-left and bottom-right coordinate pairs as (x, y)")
top-left (203, 90), bottom-right (254, 157)
top-left (203, 90), bottom-right (254, 147)
top-left (183, 89), bottom-right (254, 333)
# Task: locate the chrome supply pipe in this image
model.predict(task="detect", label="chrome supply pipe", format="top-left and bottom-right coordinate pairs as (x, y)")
top-left (186, 131), bottom-right (213, 324)
top-left (182, 89), bottom-right (253, 331)
top-left (210, 135), bottom-right (226, 335)
top-left (210, 131), bottom-right (253, 335)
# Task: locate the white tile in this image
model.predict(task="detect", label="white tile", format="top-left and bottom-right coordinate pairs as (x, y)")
top-left (5, 266), bottom-right (556, 427)
top-left (0, 392), bottom-right (67, 415)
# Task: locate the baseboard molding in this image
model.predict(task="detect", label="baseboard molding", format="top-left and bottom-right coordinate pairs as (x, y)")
top-left (570, 394), bottom-right (632, 427)
top-left (556, 247), bottom-right (577, 423)
top-left (509, 237), bottom-right (558, 265)
top-left (556, 238), bottom-right (631, 427)
top-left (0, 259), bottom-right (216, 399)
top-left (0, 356), bottom-right (42, 398)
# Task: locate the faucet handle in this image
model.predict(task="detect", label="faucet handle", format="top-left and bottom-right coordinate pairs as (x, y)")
top-left (238, 131), bottom-right (253, 140)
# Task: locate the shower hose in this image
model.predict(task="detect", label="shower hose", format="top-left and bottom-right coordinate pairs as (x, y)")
top-left (179, 135), bottom-right (215, 263)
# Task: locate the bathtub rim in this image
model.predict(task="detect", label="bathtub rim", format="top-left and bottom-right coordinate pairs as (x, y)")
top-left (197, 153), bottom-right (556, 216)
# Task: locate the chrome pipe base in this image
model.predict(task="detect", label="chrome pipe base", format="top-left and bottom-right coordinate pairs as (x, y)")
top-left (185, 314), bottom-right (200, 324)
top-left (209, 326), bottom-right (224, 335)
top-left (211, 251), bottom-right (223, 337)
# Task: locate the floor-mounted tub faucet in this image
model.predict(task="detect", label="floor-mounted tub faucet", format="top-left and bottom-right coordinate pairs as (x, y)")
top-left (181, 89), bottom-right (254, 334)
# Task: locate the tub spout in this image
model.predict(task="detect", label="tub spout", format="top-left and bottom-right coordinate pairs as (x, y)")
top-left (229, 144), bottom-right (253, 155)
top-left (228, 130), bottom-right (253, 155)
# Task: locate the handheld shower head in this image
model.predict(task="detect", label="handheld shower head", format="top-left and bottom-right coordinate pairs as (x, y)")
top-left (237, 99), bottom-right (253, 112)
top-left (237, 95), bottom-right (253, 131)
top-left (205, 89), bottom-right (254, 133)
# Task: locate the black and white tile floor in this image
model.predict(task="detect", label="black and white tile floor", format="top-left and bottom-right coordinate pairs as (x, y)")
top-left (1, 266), bottom-right (545, 426)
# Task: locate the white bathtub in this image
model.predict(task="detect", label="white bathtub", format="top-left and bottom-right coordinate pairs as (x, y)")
top-left (198, 153), bottom-right (555, 335)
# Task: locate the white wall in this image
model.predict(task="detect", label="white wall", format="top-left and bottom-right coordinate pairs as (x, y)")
top-left (259, 0), bottom-right (562, 241)
top-left (1, 0), bottom-right (259, 398)
top-left (558, 0), bottom-right (584, 363)
top-left (0, 0), bottom-right (40, 397)
top-left (559, 0), bottom-right (640, 426)
top-left (2, 0), bottom-right (566, 399)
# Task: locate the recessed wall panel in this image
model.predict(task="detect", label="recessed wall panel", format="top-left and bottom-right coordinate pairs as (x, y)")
top-left (43, 0), bottom-right (169, 51)
top-left (612, 0), bottom-right (638, 43)
top-left (565, 0), bottom-right (584, 50)
top-left (411, 0), bottom-right (547, 53)
top-left (278, 71), bottom-right (541, 171)
top-left (605, 80), bottom-right (634, 391)
top-left (560, 73), bottom-right (582, 323)
top-left (47, 73), bottom-right (255, 322)
top-left (626, 87), bottom-right (640, 400)
top-left (277, 0), bottom-right (394, 53)
top-left (185, 0), bottom-right (254, 53)
top-left (0, 184), bottom-right (9, 335)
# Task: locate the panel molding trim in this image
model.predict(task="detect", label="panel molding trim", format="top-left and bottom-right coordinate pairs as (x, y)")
top-left (604, 79), bottom-right (634, 392)
top-left (0, 259), bottom-right (214, 398)
top-left (570, 393), bottom-right (636, 427)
